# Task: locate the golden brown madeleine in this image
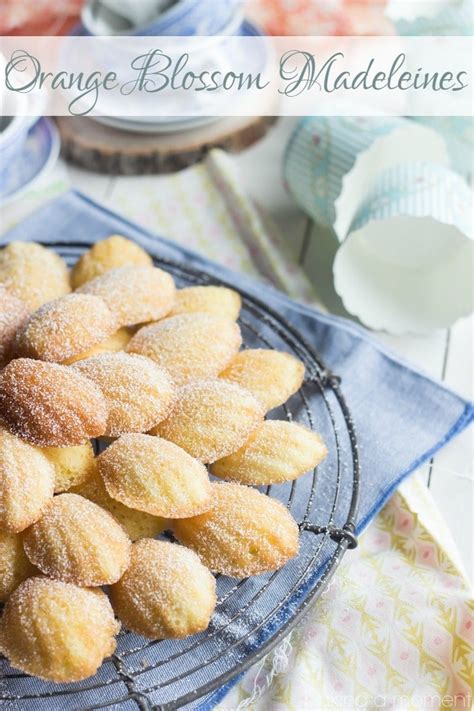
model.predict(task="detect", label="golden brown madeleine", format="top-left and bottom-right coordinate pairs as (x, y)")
top-left (173, 482), bottom-right (299, 577)
top-left (72, 470), bottom-right (167, 542)
top-left (23, 493), bottom-right (131, 586)
top-left (78, 265), bottom-right (175, 327)
top-left (63, 326), bottom-right (133, 364)
top-left (0, 428), bottom-right (55, 532)
top-left (0, 241), bottom-right (70, 309)
top-left (110, 539), bottom-right (216, 639)
top-left (127, 313), bottom-right (241, 386)
top-left (15, 293), bottom-right (118, 363)
top-left (41, 441), bottom-right (97, 493)
top-left (169, 285), bottom-right (241, 320)
top-left (98, 433), bottom-right (212, 518)
top-left (72, 353), bottom-right (175, 437)
top-left (71, 235), bottom-right (153, 288)
top-left (0, 578), bottom-right (119, 683)
top-left (0, 359), bottom-right (108, 446)
top-left (0, 285), bottom-right (30, 367)
top-left (220, 349), bottom-right (305, 411)
top-left (0, 530), bottom-right (37, 602)
top-left (211, 420), bottom-right (328, 485)
top-left (153, 379), bottom-right (264, 463)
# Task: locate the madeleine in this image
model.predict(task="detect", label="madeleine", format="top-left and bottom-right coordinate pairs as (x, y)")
top-left (23, 493), bottom-right (131, 586)
top-left (78, 265), bottom-right (175, 327)
top-left (169, 285), bottom-right (241, 320)
top-left (0, 285), bottom-right (30, 367)
top-left (127, 313), bottom-right (241, 386)
top-left (71, 235), bottom-right (152, 288)
top-left (173, 482), bottom-right (299, 577)
top-left (41, 441), bottom-right (97, 493)
top-left (0, 578), bottom-right (119, 683)
top-left (211, 420), bottom-right (328, 485)
top-left (0, 530), bottom-right (37, 602)
top-left (0, 428), bottom-right (55, 532)
top-left (73, 352), bottom-right (175, 437)
top-left (63, 326), bottom-right (133, 364)
top-left (110, 539), bottom-right (216, 639)
top-left (0, 359), bottom-right (108, 446)
top-left (220, 349), bottom-right (305, 411)
top-left (98, 433), bottom-right (212, 518)
top-left (0, 241), bottom-right (70, 309)
top-left (153, 379), bottom-right (264, 463)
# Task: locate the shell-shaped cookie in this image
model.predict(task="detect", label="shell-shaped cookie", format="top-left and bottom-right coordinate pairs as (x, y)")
top-left (220, 349), bottom-right (305, 411)
top-left (78, 265), bottom-right (175, 327)
top-left (22, 493), bottom-right (131, 586)
top-left (0, 241), bottom-right (70, 309)
top-left (126, 313), bottom-right (241, 386)
top-left (173, 482), bottom-right (299, 577)
top-left (15, 294), bottom-right (118, 363)
top-left (0, 359), bottom-right (108, 446)
top-left (153, 379), bottom-right (264, 463)
top-left (72, 353), bottom-right (175, 437)
top-left (169, 285), bottom-right (241, 320)
top-left (0, 530), bottom-right (37, 602)
top-left (0, 578), bottom-right (119, 683)
top-left (211, 420), bottom-right (328, 485)
top-left (97, 433), bottom-right (212, 518)
top-left (0, 285), bottom-right (30, 367)
top-left (63, 326), bottom-right (133, 364)
top-left (110, 539), bottom-right (216, 639)
top-left (41, 441), bottom-right (97, 493)
top-left (72, 470), bottom-right (167, 542)
top-left (0, 428), bottom-right (55, 532)
top-left (71, 235), bottom-right (152, 288)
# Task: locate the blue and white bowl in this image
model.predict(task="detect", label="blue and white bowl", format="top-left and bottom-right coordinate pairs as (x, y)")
top-left (81, 0), bottom-right (243, 36)
top-left (0, 106), bottom-right (38, 185)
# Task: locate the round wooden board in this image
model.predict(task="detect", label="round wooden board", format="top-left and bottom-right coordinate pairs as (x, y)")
top-left (57, 116), bottom-right (278, 175)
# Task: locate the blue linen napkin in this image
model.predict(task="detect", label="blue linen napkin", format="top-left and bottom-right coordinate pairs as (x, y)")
top-left (1, 190), bottom-right (472, 710)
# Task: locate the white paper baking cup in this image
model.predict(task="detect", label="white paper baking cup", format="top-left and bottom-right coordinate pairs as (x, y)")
top-left (333, 162), bottom-right (473, 334)
top-left (284, 117), bottom-right (450, 240)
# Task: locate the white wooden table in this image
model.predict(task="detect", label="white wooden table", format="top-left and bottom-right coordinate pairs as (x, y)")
top-left (63, 117), bottom-right (473, 581)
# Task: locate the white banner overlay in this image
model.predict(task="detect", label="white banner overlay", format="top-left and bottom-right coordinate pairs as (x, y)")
top-left (0, 36), bottom-right (472, 117)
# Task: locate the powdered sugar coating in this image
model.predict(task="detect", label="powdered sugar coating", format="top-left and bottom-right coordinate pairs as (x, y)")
top-left (0, 241), bottom-right (70, 309)
top-left (72, 469), bottom-right (167, 542)
top-left (0, 577), bottom-right (119, 683)
top-left (127, 313), bottom-right (242, 386)
top-left (0, 428), bottom-right (55, 532)
top-left (173, 482), bottom-right (299, 577)
top-left (23, 493), bottom-right (131, 586)
top-left (72, 352), bottom-right (175, 437)
top-left (98, 433), bottom-right (213, 518)
top-left (78, 265), bottom-right (175, 327)
top-left (211, 420), bottom-right (328, 485)
top-left (169, 286), bottom-right (241, 320)
top-left (0, 359), bottom-right (108, 446)
top-left (71, 235), bottom-right (152, 288)
top-left (0, 285), bottom-right (30, 367)
top-left (16, 293), bottom-right (118, 363)
top-left (153, 379), bottom-right (264, 463)
top-left (220, 348), bottom-right (305, 411)
top-left (41, 441), bottom-right (96, 493)
top-left (0, 530), bottom-right (37, 602)
top-left (110, 538), bottom-right (216, 639)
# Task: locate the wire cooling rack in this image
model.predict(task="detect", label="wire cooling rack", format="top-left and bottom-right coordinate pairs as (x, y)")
top-left (0, 243), bottom-right (360, 711)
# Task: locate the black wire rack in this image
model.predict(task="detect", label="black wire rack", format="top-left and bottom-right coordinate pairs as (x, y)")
top-left (0, 243), bottom-right (360, 711)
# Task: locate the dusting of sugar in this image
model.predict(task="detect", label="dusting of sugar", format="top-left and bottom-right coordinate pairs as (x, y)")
top-left (127, 313), bottom-right (242, 386)
top-left (0, 577), bottom-right (119, 683)
top-left (173, 482), bottom-right (299, 578)
top-left (72, 352), bottom-right (175, 437)
top-left (0, 359), bottom-right (109, 446)
top-left (110, 538), bottom-right (216, 639)
top-left (97, 432), bottom-right (212, 518)
top-left (77, 265), bottom-right (176, 327)
top-left (71, 235), bottom-right (152, 289)
top-left (22, 492), bottom-right (131, 586)
top-left (0, 284), bottom-right (30, 367)
top-left (0, 529), bottom-right (37, 602)
top-left (154, 379), bottom-right (264, 463)
top-left (16, 293), bottom-right (118, 362)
